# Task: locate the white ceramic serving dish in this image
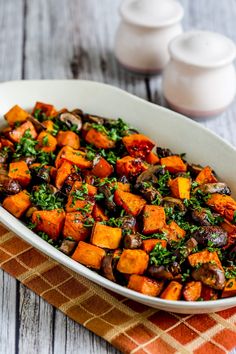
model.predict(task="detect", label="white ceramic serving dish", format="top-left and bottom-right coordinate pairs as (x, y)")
top-left (0, 80), bottom-right (236, 314)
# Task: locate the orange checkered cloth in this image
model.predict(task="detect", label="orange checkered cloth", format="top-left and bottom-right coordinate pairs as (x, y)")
top-left (0, 223), bottom-right (236, 354)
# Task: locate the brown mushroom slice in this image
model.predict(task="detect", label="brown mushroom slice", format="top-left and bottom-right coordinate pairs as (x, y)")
top-left (174, 237), bottom-right (198, 261)
top-left (193, 226), bottom-right (227, 247)
top-left (83, 113), bottom-right (104, 125)
top-left (98, 185), bottom-right (116, 212)
top-left (187, 163), bottom-right (203, 176)
top-left (192, 263), bottom-right (226, 290)
top-left (192, 208), bottom-right (213, 226)
top-left (59, 112), bottom-right (82, 131)
top-left (147, 265), bottom-right (173, 280)
top-left (138, 183), bottom-right (162, 204)
top-left (27, 116), bottom-right (46, 132)
top-left (156, 147), bottom-right (174, 158)
top-left (135, 165), bottom-right (164, 188)
top-left (123, 234), bottom-right (142, 249)
top-left (117, 216), bottom-right (136, 233)
top-left (101, 255), bottom-right (116, 282)
top-left (59, 239), bottom-right (77, 256)
top-left (197, 182), bottom-right (231, 195)
top-left (162, 196), bottom-right (186, 213)
top-left (0, 175), bottom-right (22, 195)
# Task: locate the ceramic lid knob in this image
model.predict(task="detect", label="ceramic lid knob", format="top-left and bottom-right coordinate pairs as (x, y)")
top-left (169, 30), bottom-right (236, 68)
top-left (120, 0), bottom-right (184, 28)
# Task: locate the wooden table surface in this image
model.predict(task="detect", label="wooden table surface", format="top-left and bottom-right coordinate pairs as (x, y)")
top-left (1, 1), bottom-right (236, 353)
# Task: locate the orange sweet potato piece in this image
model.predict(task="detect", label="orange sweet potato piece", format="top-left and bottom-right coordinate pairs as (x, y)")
top-left (220, 219), bottom-right (236, 234)
top-left (92, 204), bottom-right (108, 222)
top-left (55, 161), bottom-right (73, 189)
top-left (2, 190), bottom-right (31, 218)
top-left (128, 275), bottom-right (164, 297)
top-left (114, 189), bottom-right (146, 216)
top-left (160, 156), bottom-right (187, 173)
top-left (145, 151), bottom-right (160, 165)
top-left (4, 105), bottom-right (30, 126)
top-left (169, 177), bottom-right (190, 200)
top-left (9, 121), bottom-right (37, 143)
top-left (33, 101), bottom-right (57, 117)
top-left (91, 156), bottom-right (113, 178)
top-left (0, 137), bottom-right (14, 149)
top-left (142, 239), bottom-right (167, 253)
top-left (195, 166), bottom-right (217, 185)
top-left (8, 161), bottom-right (31, 187)
top-left (66, 181), bottom-right (97, 213)
top-left (117, 249), bottom-right (149, 274)
top-left (62, 212), bottom-right (90, 241)
top-left (163, 221), bottom-right (186, 242)
top-left (116, 156), bottom-right (148, 177)
top-left (222, 278), bottom-right (236, 298)
top-left (117, 182), bottom-right (130, 192)
top-left (36, 131), bottom-right (57, 152)
top-left (183, 281), bottom-right (202, 301)
top-left (188, 250), bottom-right (223, 270)
top-left (206, 193), bottom-right (236, 222)
top-left (57, 131), bottom-right (80, 149)
top-left (55, 146), bottom-right (92, 169)
top-left (200, 284), bottom-right (218, 300)
top-left (143, 205), bottom-right (166, 235)
top-left (42, 120), bottom-right (54, 132)
top-left (85, 128), bottom-right (115, 149)
top-left (91, 222), bottom-right (122, 249)
top-left (122, 134), bottom-right (155, 159)
top-left (160, 281), bottom-right (183, 300)
top-left (32, 209), bottom-right (65, 240)
top-left (72, 241), bottom-right (105, 269)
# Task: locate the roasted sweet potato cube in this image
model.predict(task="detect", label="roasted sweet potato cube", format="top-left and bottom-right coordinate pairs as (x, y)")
top-left (195, 166), bottom-right (217, 185)
top-left (183, 281), bottom-right (202, 301)
top-left (169, 177), bottom-right (190, 200)
top-left (85, 128), bottom-right (115, 149)
top-left (188, 250), bottom-right (223, 270)
top-left (116, 156), bottom-right (148, 178)
top-left (220, 219), bottom-right (236, 234)
top-left (122, 134), bottom-right (155, 158)
top-left (9, 121), bottom-right (37, 143)
top-left (42, 120), bottom-right (54, 132)
top-left (33, 101), bottom-right (57, 117)
top-left (55, 146), bottom-right (92, 169)
top-left (145, 151), bottom-right (160, 165)
top-left (91, 156), bottom-right (113, 178)
top-left (163, 221), bottom-right (186, 242)
top-left (92, 204), bottom-right (108, 222)
top-left (128, 275), bottom-right (164, 297)
top-left (91, 223), bottom-right (122, 249)
top-left (72, 241), bottom-right (105, 269)
top-left (55, 161), bottom-right (73, 189)
top-left (114, 189), bottom-right (146, 216)
top-left (222, 278), bottom-right (236, 298)
top-left (160, 156), bottom-right (187, 173)
top-left (32, 209), bottom-right (65, 240)
top-left (2, 190), bottom-right (31, 218)
top-left (4, 105), bottom-right (30, 126)
top-left (117, 182), bottom-right (130, 192)
top-left (200, 284), bottom-right (218, 300)
top-left (63, 212), bottom-right (90, 241)
top-left (117, 249), bottom-right (149, 274)
top-left (8, 161), bottom-right (31, 187)
top-left (206, 193), bottom-right (236, 222)
top-left (57, 131), bottom-right (80, 149)
top-left (160, 281), bottom-right (183, 300)
top-left (143, 205), bottom-right (166, 235)
top-left (66, 181), bottom-right (97, 213)
top-left (142, 239), bottom-right (167, 253)
top-left (36, 131), bottom-right (57, 152)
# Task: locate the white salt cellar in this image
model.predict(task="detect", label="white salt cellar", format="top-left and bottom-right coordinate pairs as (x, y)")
top-left (163, 30), bottom-right (236, 117)
top-left (115, 0), bottom-right (184, 74)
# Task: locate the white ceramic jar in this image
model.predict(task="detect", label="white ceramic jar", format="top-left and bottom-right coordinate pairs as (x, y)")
top-left (163, 31), bottom-right (236, 118)
top-left (114, 0), bottom-right (184, 74)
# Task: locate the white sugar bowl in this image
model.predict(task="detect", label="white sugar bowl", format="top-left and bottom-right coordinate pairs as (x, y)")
top-left (114, 0), bottom-right (184, 74)
top-left (163, 31), bottom-right (236, 118)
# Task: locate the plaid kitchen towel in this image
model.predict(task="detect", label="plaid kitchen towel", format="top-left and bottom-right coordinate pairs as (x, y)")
top-left (0, 223), bottom-right (236, 354)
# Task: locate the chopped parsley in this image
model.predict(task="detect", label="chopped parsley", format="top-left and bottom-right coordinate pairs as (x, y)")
top-left (30, 184), bottom-right (64, 210)
top-left (149, 243), bottom-right (176, 266)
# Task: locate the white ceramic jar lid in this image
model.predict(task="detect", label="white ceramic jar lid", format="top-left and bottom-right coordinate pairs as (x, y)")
top-left (120, 0), bottom-right (184, 28)
top-left (169, 30), bottom-right (236, 68)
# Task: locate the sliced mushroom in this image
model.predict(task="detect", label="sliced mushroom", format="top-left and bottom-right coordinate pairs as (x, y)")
top-left (101, 255), bottom-right (116, 282)
top-left (192, 263), bottom-right (226, 290)
top-left (59, 112), bottom-right (82, 131)
top-left (18, 156), bottom-right (36, 166)
top-left (59, 239), bottom-right (77, 256)
top-left (117, 216), bottom-right (136, 233)
top-left (135, 165), bottom-right (164, 188)
top-left (138, 183), bottom-right (162, 204)
top-left (192, 208), bottom-right (213, 226)
top-left (31, 166), bottom-right (51, 184)
top-left (0, 176), bottom-right (22, 195)
top-left (98, 185), bottom-right (116, 212)
top-left (27, 116), bottom-right (46, 132)
top-left (174, 237), bottom-right (198, 261)
top-left (25, 206), bottom-right (38, 218)
top-left (197, 182), bottom-right (231, 195)
top-left (118, 175), bottom-right (129, 184)
top-left (193, 226), bottom-right (227, 247)
top-left (0, 149), bottom-right (9, 164)
top-left (187, 163), bottom-right (203, 176)
top-left (147, 265), bottom-right (173, 280)
top-left (123, 234), bottom-right (142, 249)
top-left (156, 147), bottom-right (174, 158)
top-left (162, 197), bottom-right (186, 213)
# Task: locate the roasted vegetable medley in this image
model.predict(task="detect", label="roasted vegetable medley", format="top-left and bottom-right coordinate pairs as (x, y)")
top-left (1, 102), bottom-right (236, 301)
